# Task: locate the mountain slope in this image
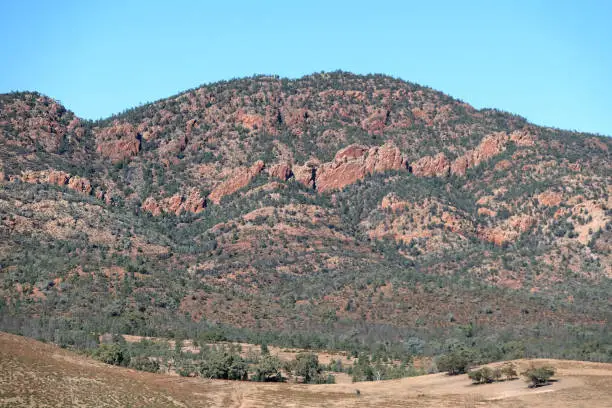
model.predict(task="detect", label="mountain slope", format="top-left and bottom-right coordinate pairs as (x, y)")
top-left (0, 72), bottom-right (610, 361)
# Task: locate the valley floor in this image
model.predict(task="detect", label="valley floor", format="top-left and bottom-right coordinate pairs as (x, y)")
top-left (1, 332), bottom-right (610, 407)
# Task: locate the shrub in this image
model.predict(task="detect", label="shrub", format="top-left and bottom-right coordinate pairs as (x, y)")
top-left (468, 366), bottom-right (494, 384)
top-left (93, 344), bottom-right (128, 366)
top-left (252, 355), bottom-right (283, 382)
top-left (199, 351), bottom-right (248, 380)
top-left (286, 352), bottom-right (328, 384)
top-left (501, 363), bottom-right (518, 380)
top-left (521, 366), bottom-right (555, 388)
top-left (129, 356), bottom-right (160, 373)
top-left (437, 349), bottom-right (474, 375)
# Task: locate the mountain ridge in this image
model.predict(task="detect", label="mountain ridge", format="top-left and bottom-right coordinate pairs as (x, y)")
top-left (0, 71), bottom-right (610, 362)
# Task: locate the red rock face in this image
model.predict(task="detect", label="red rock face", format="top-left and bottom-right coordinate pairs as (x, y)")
top-left (494, 159), bottom-right (513, 172)
top-left (364, 143), bottom-right (407, 173)
top-left (537, 191), bottom-right (563, 207)
top-left (508, 215), bottom-right (536, 232)
top-left (411, 129), bottom-right (537, 178)
top-left (208, 160), bottom-right (265, 204)
top-left (310, 142), bottom-right (408, 192)
top-left (67, 176), bottom-right (92, 195)
top-left (18, 169), bottom-right (95, 196)
top-left (141, 188), bottom-right (206, 216)
top-left (141, 197), bottom-right (162, 216)
top-left (96, 138), bottom-right (141, 162)
top-left (182, 188), bottom-right (206, 214)
top-left (236, 111), bottom-right (264, 131)
top-left (292, 161), bottom-right (319, 189)
top-left (281, 107), bottom-right (310, 135)
top-left (47, 170), bottom-right (70, 186)
top-left (95, 121), bottom-right (141, 162)
top-left (450, 132), bottom-right (508, 176)
top-left (411, 153), bottom-right (450, 177)
top-left (268, 162), bottom-right (293, 181)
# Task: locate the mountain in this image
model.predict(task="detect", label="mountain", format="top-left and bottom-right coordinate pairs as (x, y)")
top-left (0, 72), bottom-right (610, 361)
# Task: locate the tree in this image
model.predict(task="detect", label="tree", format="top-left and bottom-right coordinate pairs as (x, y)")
top-left (289, 353), bottom-right (322, 384)
top-left (129, 356), bottom-right (160, 373)
top-left (253, 355), bottom-right (282, 382)
top-left (437, 349), bottom-right (474, 375)
top-left (351, 355), bottom-right (374, 382)
top-left (93, 344), bottom-right (128, 366)
top-left (467, 366), bottom-right (494, 384)
top-left (199, 351), bottom-right (248, 381)
top-left (522, 366), bottom-right (555, 388)
top-left (501, 363), bottom-right (518, 380)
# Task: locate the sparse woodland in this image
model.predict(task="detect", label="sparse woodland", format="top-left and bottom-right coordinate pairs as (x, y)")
top-left (0, 73), bottom-right (610, 380)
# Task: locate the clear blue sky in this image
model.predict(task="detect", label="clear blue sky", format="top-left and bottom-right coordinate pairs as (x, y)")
top-left (1, 0), bottom-right (610, 136)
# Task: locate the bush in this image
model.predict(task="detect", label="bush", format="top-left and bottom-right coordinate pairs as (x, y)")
top-left (129, 356), bottom-right (160, 373)
top-left (437, 349), bottom-right (474, 375)
top-left (501, 363), bottom-right (518, 380)
top-left (286, 352), bottom-right (328, 384)
top-left (468, 366), bottom-right (493, 384)
top-left (199, 351), bottom-right (248, 380)
top-left (252, 355), bottom-right (283, 382)
top-left (93, 344), bottom-right (128, 366)
top-left (522, 366), bottom-right (555, 388)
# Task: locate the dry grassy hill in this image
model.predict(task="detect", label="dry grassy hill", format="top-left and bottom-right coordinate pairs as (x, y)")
top-left (1, 332), bottom-right (611, 408)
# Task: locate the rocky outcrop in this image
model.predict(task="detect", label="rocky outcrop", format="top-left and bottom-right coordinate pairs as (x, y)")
top-left (410, 129), bottom-right (536, 178)
top-left (494, 159), bottom-right (512, 172)
top-left (478, 214), bottom-right (536, 246)
top-left (305, 143), bottom-right (408, 192)
top-left (268, 162), bottom-right (293, 181)
top-left (67, 176), bottom-right (92, 195)
top-left (96, 138), bottom-right (141, 162)
top-left (537, 191), bottom-right (563, 207)
top-left (451, 132), bottom-right (509, 176)
top-left (477, 227), bottom-right (519, 246)
top-left (292, 160), bottom-right (319, 189)
top-left (47, 170), bottom-right (70, 186)
top-left (236, 111), bottom-right (264, 131)
top-left (95, 122), bottom-right (141, 162)
top-left (141, 188), bottom-right (206, 216)
top-left (478, 207), bottom-right (497, 217)
top-left (508, 215), bottom-right (536, 232)
top-left (17, 169), bottom-right (94, 196)
top-left (208, 160), bottom-right (265, 204)
top-left (380, 193), bottom-right (409, 212)
top-left (141, 197), bottom-right (162, 216)
top-left (411, 153), bottom-right (450, 177)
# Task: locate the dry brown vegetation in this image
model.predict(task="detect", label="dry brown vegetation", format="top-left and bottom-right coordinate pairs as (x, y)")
top-left (2, 332), bottom-right (612, 407)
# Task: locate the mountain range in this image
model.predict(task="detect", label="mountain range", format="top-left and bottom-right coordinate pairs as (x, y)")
top-left (1, 72), bottom-right (610, 361)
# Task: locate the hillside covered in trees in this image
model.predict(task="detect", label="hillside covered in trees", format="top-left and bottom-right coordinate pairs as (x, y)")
top-left (0, 72), bottom-right (610, 363)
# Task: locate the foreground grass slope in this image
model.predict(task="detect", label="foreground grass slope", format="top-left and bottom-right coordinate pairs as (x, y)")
top-left (2, 332), bottom-right (611, 408)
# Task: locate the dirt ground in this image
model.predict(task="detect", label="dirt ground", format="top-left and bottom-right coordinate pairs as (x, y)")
top-left (2, 332), bottom-right (611, 407)
top-left (119, 334), bottom-right (356, 367)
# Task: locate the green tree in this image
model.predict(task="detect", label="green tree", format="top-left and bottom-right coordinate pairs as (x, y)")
top-left (93, 344), bottom-right (128, 366)
top-left (199, 351), bottom-right (248, 381)
top-left (129, 356), bottom-right (160, 373)
top-left (522, 366), bottom-right (555, 388)
top-left (253, 354), bottom-right (283, 382)
top-left (290, 353), bottom-right (322, 384)
top-left (437, 348), bottom-right (474, 375)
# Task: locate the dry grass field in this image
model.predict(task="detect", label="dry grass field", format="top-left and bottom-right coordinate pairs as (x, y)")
top-left (1, 332), bottom-right (611, 407)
